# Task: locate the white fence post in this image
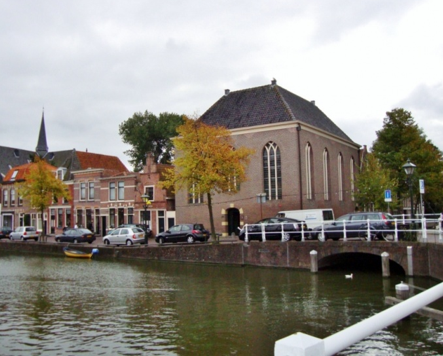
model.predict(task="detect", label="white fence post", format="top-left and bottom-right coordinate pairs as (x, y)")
top-left (366, 219), bottom-right (371, 241)
top-left (343, 220), bottom-right (347, 241)
top-left (261, 224), bottom-right (266, 242)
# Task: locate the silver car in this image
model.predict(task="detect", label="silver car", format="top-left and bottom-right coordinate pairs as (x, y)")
top-left (10, 226), bottom-right (40, 241)
top-left (103, 227), bottom-right (145, 246)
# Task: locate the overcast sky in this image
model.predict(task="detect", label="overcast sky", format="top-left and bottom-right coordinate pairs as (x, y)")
top-left (1, 0), bottom-right (442, 170)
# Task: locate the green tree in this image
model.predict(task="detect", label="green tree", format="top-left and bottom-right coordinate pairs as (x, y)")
top-left (353, 153), bottom-right (398, 212)
top-left (17, 157), bottom-right (72, 241)
top-left (119, 111), bottom-right (184, 171)
top-left (160, 117), bottom-right (254, 241)
top-left (372, 108), bottom-right (443, 213)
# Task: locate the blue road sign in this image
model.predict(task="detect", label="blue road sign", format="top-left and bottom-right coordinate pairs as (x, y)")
top-left (385, 189), bottom-right (392, 202)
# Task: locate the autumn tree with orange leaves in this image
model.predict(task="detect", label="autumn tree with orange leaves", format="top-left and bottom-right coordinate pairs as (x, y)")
top-left (160, 116), bottom-right (254, 241)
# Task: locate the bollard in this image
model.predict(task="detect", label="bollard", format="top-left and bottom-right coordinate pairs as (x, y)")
top-left (407, 246), bottom-right (414, 276)
top-left (396, 281), bottom-right (410, 300)
top-left (381, 252), bottom-right (390, 277)
top-left (310, 250), bottom-right (318, 273)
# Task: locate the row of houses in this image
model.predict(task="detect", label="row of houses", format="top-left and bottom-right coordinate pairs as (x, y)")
top-left (0, 80), bottom-right (364, 237)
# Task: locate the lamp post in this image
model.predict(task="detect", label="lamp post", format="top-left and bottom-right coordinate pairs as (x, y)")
top-left (141, 194), bottom-right (151, 244)
top-left (402, 159), bottom-right (416, 219)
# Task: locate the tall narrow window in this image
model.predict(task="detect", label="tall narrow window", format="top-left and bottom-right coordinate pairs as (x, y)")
top-left (80, 182), bottom-right (86, 200)
top-left (88, 182), bottom-right (95, 200)
top-left (3, 190), bottom-right (8, 207)
top-left (350, 157), bottom-right (355, 201)
top-left (109, 182), bottom-right (116, 201)
top-left (118, 181), bottom-right (124, 200)
top-left (338, 153), bottom-right (344, 201)
top-left (188, 183), bottom-right (203, 204)
top-left (323, 149), bottom-right (330, 200)
top-left (263, 142), bottom-right (282, 200)
top-left (10, 189), bottom-right (15, 206)
top-left (305, 143), bottom-right (313, 200)
top-left (145, 186), bottom-right (154, 201)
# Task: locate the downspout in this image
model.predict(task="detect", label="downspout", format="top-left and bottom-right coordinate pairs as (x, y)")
top-left (297, 124), bottom-right (303, 209)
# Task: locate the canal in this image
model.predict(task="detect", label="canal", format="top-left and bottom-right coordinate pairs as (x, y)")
top-left (1, 252), bottom-right (443, 355)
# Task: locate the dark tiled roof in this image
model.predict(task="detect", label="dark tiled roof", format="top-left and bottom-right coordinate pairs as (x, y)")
top-left (200, 83), bottom-right (354, 142)
top-left (0, 146), bottom-right (35, 182)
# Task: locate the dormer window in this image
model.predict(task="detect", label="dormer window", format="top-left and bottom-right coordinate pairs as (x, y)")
top-left (57, 167), bottom-right (67, 180)
top-left (13, 149), bottom-right (20, 158)
top-left (11, 170), bottom-right (18, 181)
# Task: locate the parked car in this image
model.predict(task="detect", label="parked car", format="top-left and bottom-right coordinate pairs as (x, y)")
top-left (9, 226), bottom-right (40, 241)
top-left (117, 224), bottom-right (152, 238)
top-left (155, 224), bottom-right (209, 244)
top-left (103, 226), bottom-right (146, 246)
top-left (55, 228), bottom-right (96, 244)
top-left (0, 227), bottom-right (13, 239)
top-left (238, 217), bottom-right (308, 242)
top-left (311, 212), bottom-right (400, 241)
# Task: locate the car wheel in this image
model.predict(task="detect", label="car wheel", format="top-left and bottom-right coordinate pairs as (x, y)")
top-left (187, 235), bottom-right (195, 243)
top-left (282, 232), bottom-right (291, 241)
top-left (158, 237), bottom-right (164, 245)
top-left (126, 239), bottom-right (133, 246)
top-left (20, 236), bottom-right (24, 241)
top-left (55, 237), bottom-right (60, 243)
top-left (104, 239), bottom-right (110, 245)
top-left (381, 232), bottom-right (395, 242)
top-left (73, 239), bottom-right (78, 244)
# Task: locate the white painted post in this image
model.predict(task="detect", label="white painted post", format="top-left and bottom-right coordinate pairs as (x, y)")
top-left (422, 217), bottom-right (427, 242)
top-left (310, 250), bottom-right (318, 273)
top-left (394, 218), bottom-right (398, 242)
top-left (381, 252), bottom-right (390, 277)
top-left (407, 246), bottom-right (413, 276)
top-left (301, 224), bottom-right (305, 242)
top-left (275, 333), bottom-right (324, 356)
top-left (366, 219), bottom-right (371, 241)
top-left (261, 224), bottom-right (266, 242)
top-left (439, 214), bottom-right (443, 243)
top-left (343, 220), bottom-right (347, 241)
top-left (245, 225), bottom-right (249, 243)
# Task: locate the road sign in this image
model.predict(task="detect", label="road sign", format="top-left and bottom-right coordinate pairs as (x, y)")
top-left (419, 179), bottom-right (425, 194)
top-left (384, 189), bottom-right (392, 202)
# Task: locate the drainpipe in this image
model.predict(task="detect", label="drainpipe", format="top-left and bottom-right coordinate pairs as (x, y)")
top-left (297, 124), bottom-right (303, 209)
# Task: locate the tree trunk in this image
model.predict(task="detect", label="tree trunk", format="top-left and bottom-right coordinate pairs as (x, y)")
top-left (40, 209), bottom-right (46, 242)
top-left (206, 193), bottom-right (218, 242)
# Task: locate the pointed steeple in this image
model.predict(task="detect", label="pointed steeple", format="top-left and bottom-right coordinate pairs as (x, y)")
top-left (36, 109), bottom-right (48, 158)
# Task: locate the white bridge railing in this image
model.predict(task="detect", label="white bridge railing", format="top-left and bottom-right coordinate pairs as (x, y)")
top-left (275, 282), bottom-right (443, 356)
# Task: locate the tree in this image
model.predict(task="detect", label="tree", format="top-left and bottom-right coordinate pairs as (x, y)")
top-left (353, 153), bottom-right (399, 212)
top-left (119, 111), bottom-right (184, 171)
top-left (372, 108), bottom-right (443, 213)
top-left (160, 117), bottom-right (255, 241)
top-left (17, 157), bottom-right (71, 241)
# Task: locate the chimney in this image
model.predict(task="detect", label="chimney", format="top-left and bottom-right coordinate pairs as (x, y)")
top-left (271, 78), bottom-right (277, 86)
top-left (224, 89), bottom-right (230, 96)
top-left (311, 100), bottom-right (315, 106)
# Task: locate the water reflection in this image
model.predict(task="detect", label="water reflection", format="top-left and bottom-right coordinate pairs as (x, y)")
top-left (0, 253), bottom-right (443, 355)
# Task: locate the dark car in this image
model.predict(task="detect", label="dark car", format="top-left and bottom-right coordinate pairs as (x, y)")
top-left (0, 226), bottom-right (13, 239)
top-left (55, 228), bottom-right (96, 244)
top-left (238, 217), bottom-right (308, 242)
top-left (311, 212), bottom-right (399, 241)
top-left (118, 224), bottom-right (152, 238)
top-left (155, 224), bottom-right (209, 244)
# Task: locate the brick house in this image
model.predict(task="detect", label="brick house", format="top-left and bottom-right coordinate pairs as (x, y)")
top-left (175, 80), bottom-right (362, 236)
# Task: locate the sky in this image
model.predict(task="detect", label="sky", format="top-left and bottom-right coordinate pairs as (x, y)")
top-left (1, 0), bottom-right (442, 170)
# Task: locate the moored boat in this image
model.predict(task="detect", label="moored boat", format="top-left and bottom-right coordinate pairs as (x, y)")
top-left (63, 246), bottom-right (99, 259)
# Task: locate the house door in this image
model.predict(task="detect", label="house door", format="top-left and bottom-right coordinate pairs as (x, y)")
top-left (227, 208), bottom-right (240, 236)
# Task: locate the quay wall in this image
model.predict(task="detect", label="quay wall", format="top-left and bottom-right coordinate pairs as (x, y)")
top-left (1, 240), bottom-right (442, 280)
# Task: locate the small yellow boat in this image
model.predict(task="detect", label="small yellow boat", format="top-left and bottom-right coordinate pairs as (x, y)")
top-left (63, 246), bottom-right (99, 259)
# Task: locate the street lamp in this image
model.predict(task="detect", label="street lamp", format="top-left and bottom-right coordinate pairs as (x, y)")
top-left (402, 159), bottom-right (416, 219)
top-left (141, 194), bottom-right (151, 244)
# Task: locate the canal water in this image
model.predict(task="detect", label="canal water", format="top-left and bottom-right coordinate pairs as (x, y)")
top-left (1, 252), bottom-right (443, 355)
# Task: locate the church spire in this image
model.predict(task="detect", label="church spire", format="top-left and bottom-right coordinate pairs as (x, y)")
top-left (36, 108), bottom-right (48, 158)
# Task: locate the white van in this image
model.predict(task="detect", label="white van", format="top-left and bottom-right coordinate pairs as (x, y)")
top-left (276, 209), bottom-right (335, 230)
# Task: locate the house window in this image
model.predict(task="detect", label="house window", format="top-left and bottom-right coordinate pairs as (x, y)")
top-left (109, 182), bottom-right (116, 201)
top-left (350, 157), bottom-right (355, 201)
top-left (3, 190), bottom-right (8, 207)
top-left (128, 207), bottom-right (134, 224)
top-left (263, 141), bottom-right (282, 200)
top-left (118, 181), bottom-right (125, 200)
top-left (305, 143), bottom-right (313, 200)
top-left (323, 149), bottom-right (330, 200)
top-left (11, 170), bottom-right (18, 181)
top-left (80, 182), bottom-right (86, 200)
top-left (10, 189), bottom-right (15, 206)
top-left (58, 209), bottom-right (63, 228)
top-left (66, 208), bottom-right (71, 227)
top-left (88, 182), bottom-right (95, 200)
top-left (18, 194), bottom-right (23, 206)
top-left (188, 183), bottom-right (203, 204)
top-left (109, 208), bottom-right (116, 228)
top-left (145, 186), bottom-right (154, 201)
top-left (338, 153), bottom-right (344, 201)
top-left (57, 167), bottom-right (67, 180)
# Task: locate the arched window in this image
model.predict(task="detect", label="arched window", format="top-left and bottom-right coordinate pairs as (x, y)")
top-left (338, 153), bottom-right (344, 201)
top-left (323, 149), bottom-right (330, 200)
top-left (305, 143), bottom-right (313, 200)
top-left (263, 142), bottom-right (282, 200)
top-left (350, 157), bottom-right (355, 201)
